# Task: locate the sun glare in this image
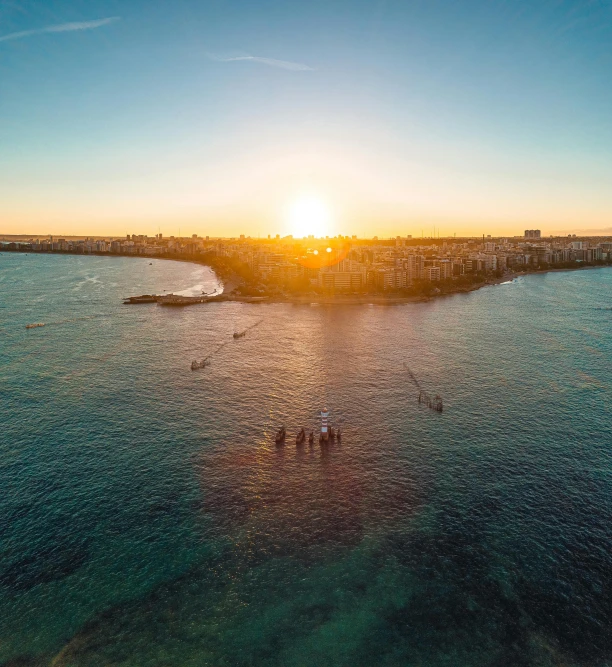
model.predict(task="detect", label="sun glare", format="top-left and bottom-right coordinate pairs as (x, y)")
top-left (286, 195), bottom-right (332, 238)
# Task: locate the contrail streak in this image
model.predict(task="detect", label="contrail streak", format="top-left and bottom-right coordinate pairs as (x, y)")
top-left (209, 53), bottom-right (314, 71)
top-left (0, 17), bottom-right (120, 43)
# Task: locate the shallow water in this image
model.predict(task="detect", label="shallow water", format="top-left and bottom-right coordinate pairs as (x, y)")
top-left (1, 254), bottom-right (611, 666)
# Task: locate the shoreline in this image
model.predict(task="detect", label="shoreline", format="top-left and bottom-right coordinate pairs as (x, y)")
top-left (221, 266), bottom-right (609, 306)
top-left (2, 248), bottom-right (609, 306)
top-left (205, 264), bottom-right (610, 306)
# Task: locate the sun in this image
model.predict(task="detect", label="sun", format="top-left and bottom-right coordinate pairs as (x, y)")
top-left (286, 195), bottom-right (332, 238)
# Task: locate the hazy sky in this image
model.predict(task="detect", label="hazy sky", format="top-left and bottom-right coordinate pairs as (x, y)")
top-left (1, 0), bottom-right (612, 237)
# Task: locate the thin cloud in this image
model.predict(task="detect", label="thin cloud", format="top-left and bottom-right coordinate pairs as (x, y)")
top-left (0, 17), bottom-right (120, 43)
top-left (209, 53), bottom-right (314, 71)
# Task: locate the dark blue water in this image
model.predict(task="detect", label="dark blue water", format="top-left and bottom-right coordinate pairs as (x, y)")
top-left (1, 254), bottom-right (611, 666)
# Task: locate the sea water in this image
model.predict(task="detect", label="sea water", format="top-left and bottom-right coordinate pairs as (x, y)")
top-left (1, 253), bottom-right (611, 666)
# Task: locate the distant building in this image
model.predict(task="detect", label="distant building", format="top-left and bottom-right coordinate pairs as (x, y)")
top-left (524, 229), bottom-right (541, 239)
top-left (424, 266), bottom-right (441, 282)
top-left (434, 260), bottom-right (453, 280)
top-left (320, 271), bottom-right (365, 291)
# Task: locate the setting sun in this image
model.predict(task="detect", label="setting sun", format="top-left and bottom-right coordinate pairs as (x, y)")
top-left (286, 195), bottom-right (332, 238)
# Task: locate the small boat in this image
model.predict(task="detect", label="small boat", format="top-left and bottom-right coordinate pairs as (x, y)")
top-left (191, 358), bottom-right (211, 371)
top-left (418, 389), bottom-right (443, 412)
top-left (329, 427), bottom-right (335, 440)
top-left (25, 322), bottom-right (45, 329)
top-left (296, 427), bottom-right (306, 445)
top-left (149, 262), bottom-right (153, 265)
top-left (233, 330), bottom-right (247, 339)
top-left (275, 426), bottom-right (286, 445)
top-left (308, 431), bottom-right (314, 446)
top-left (337, 429), bottom-right (341, 441)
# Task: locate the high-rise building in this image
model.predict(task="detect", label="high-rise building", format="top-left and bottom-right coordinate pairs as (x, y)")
top-left (424, 266), bottom-right (441, 281)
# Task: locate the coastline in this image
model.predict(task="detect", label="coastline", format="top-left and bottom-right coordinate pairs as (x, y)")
top-left (208, 265), bottom-right (610, 306)
top-left (221, 266), bottom-right (609, 306)
top-left (2, 248), bottom-right (609, 306)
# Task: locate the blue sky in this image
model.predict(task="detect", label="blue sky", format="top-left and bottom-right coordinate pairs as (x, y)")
top-left (1, 0), bottom-right (612, 236)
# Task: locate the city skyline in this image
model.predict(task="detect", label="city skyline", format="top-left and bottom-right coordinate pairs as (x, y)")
top-left (2, 227), bottom-right (609, 243)
top-left (2, 0), bottom-right (612, 237)
top-left (4, 225), bottom-right (609, 302)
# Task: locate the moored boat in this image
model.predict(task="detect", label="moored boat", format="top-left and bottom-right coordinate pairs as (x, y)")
top-left (275, 426), bottom-right (286, 445)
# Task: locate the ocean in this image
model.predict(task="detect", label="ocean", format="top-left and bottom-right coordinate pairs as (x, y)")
top-left (1, 253), bottom-right (611, 666)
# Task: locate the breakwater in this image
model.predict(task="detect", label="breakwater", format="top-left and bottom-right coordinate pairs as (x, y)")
top-left (124, 293), bottom-right (268, 306)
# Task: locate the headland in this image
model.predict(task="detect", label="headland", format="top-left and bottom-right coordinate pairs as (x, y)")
top-left (3, 233), bottom-right (611, 308)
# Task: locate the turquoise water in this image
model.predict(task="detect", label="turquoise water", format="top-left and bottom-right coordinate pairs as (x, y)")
top-left (1, 254), bottom-right (611, 666)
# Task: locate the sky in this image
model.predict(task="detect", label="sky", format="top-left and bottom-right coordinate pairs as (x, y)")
top-left (1, 0), bottom-right (612, 238)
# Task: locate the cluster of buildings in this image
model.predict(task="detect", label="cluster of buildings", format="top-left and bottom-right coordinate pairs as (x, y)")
top-left (5, 233), bottom-right (198, 256)
top-left (3, 232), bottom-right (611, 292)
top-left (209, 234), bottom-right (612, 291)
